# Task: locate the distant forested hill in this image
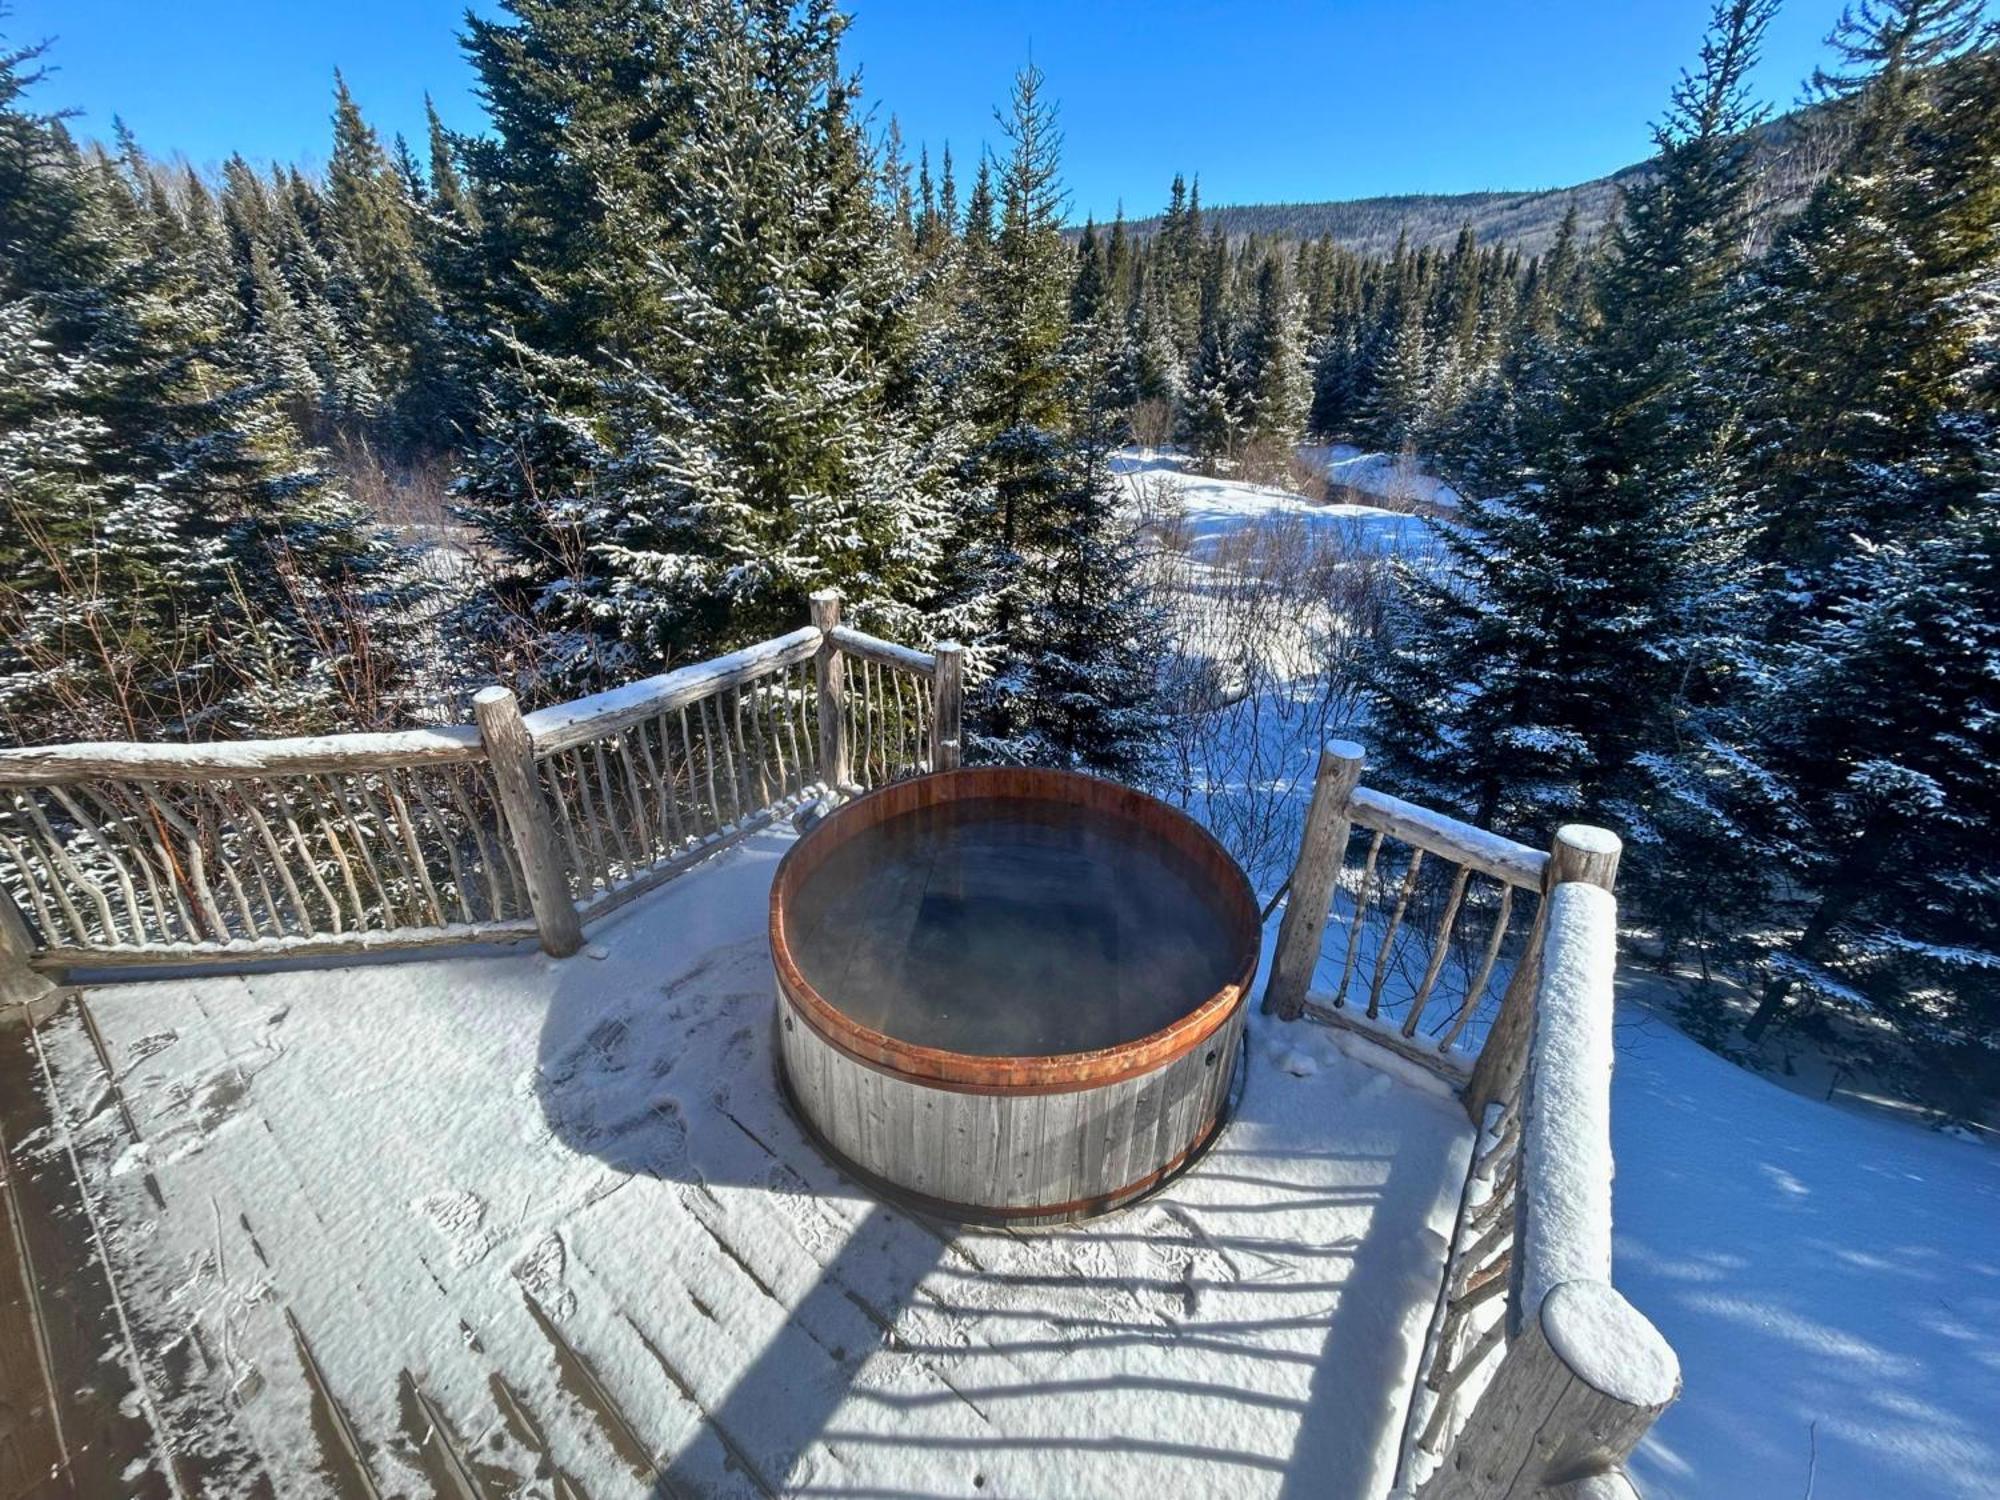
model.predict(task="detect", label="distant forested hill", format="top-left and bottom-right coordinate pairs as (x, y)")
top-left (1100, 108), bottom-right (1837, 257)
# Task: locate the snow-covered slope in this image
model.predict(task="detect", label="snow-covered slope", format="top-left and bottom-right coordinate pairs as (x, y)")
top-left (1115, 450), bottom-right (1436, 557)
top-left (1300, 445), bottom-right (1464, 512)
top-left (1615, 1008), bottom-right (2000, 1500)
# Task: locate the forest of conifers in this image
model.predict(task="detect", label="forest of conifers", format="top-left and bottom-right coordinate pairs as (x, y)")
top-left (0, 0), bottom-right (1994, 1107)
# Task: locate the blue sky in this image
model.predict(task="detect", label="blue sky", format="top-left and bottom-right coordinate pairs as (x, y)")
top-left (11, 0), bottom-right (1849, 222)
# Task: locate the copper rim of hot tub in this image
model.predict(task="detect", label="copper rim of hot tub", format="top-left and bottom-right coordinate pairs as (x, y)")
top-left (770, 767), bottom-right (1260, 1223)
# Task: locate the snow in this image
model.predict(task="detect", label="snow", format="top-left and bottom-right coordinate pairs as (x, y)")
top-left (1542, 1279), bottom-right (1681, 1408)
top-left (1611, 1008), bottom-right (2000, 1500)
top-left (1299, 445), bottom-right (1464, 512)
top-left (1519, 883), bottom-right (1618, 1317)
top-left (1137, 441), bottom-right (2000, 1499)
top-left (1113, 448), bottom-right (1437, 561)
top-left (28, 828), bottom-right (1477, 1499)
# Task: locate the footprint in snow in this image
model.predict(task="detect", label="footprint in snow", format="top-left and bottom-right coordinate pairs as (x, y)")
top-left (413, 1188), bottom-right (495, 1271)
top-left (512, 1230), bottom-right (576, 1320)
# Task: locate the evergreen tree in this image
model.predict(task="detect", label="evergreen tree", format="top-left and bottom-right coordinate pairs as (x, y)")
top-left (1180, 225), bottom-right (1246, 461)
top-left (1369, 0), bottom-right (1777, 847)
top-left (1737, 486), bottom-right (2000, 1093)
top-left (951, 63), bottom-right (1162, 773)
top-left (587, 0), bottom-right (949, 659)
top-left (325, 73), bottom-right (455, 449)
top-left (1358, 250), bottom-right (1432, 452)
top-left (1240, 248), bottom-right (1309, 444)
top-left (0, 48), bottom-right (405, 741)
top-left (1738, 0), bottom-right (1998, 588)
top-left (1735, 1), bottom-right (2000, 1043)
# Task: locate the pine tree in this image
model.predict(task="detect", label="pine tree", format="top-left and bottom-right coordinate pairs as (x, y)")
top-left (585, 0), bottom-right (949, 660)
top-left (951, 63), bottom-right (1162, 773)
top-left (1737, 486), bottom-right (2000, 1093)
top-left (1240, 249), bottom-right (1309, 444)
top-left (1738, 0), bottom-right (1998, 588)
top-left (0, 50), bottom-right (406, 741)
top-left (1369, 0), bottom-right (1777, 849)
top-left (1013, 297), bottom-right (1167, 777)
top-left (1179, 225), bottom-right (1246, 462)
top-left (325, 74), bottom-right (457, 451)
top-left (1358, 251), bottom-right (1431, 453)
top-left (1735, 1), bottom-right (2000, 1043)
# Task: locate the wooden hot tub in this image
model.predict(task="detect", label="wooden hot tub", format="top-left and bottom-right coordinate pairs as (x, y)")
top-left (770, 767), bottom-right (1260, 1223)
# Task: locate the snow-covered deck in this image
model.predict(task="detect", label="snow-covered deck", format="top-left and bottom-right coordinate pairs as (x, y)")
top-left (5, 828), bottom-right (1473, 1500)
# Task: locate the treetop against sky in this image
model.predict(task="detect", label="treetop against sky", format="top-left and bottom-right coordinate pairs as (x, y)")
top-left (17, 0), bottom-right (1847, 220)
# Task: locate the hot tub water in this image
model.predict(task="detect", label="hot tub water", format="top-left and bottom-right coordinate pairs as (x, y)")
top-left (785, 797), bottom-right (1236, 1057)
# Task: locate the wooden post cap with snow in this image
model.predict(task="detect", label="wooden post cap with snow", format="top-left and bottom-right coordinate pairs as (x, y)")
top-left (1418, 1279), bottom-right (1680, 1499)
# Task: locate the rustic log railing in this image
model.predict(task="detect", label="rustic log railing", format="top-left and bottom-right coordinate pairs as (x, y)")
top-left (0, 594), bottom-right (961, 970)
top-left (1266, 743), bottom-right (1679, 1499)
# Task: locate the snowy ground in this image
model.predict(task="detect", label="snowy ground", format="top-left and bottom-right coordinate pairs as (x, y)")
top-left (1613, 1004), bottom-right (2000, 1500)
top-left (1113, 449), bottom-right (1436, 561)
top-left (1298, 446), bottom-right (1464, 512)
top-left (19, 830), bottom-right (1475, 1500)
top-left (12, 454), bottom-right (1993, 1499)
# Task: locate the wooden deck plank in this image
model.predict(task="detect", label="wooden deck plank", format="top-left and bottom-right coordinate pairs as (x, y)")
top-left (0, 1021), bottom-right (173, 1499)
top-left (43, 980), bottom-right (591, 1498)
top-left (0, 1080), bottom-right (67, 1500)
top-left (16, 831), bottom-right (1474, 1500)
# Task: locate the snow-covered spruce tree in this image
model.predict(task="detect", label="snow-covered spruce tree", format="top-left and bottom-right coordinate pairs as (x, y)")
top-left (1739, 484), bottom-right (2000, 1104)
top-left (0, 48), bottom-right (408, 741)
top-left (1737, 0), bottom-right (1998, 592)
top-left (1368, 0), bottom-right (1776, 852)
top-left (324, 74), bottom-right (461, 454)
top-left (455, 0), bottom-right (953, 684)
top-left (1067, 217), bottom-right (1138, 422)
top-left (1009, 296), bottom-right (1169, 778)
top-left (1306, 253), bottom-right (1367, 441)
top-left (587, 0), bottom-right (950, 660)
top-left (1735, 2), bottom-right (2000, 1045)
top-left (1429, 204), bottom-right (1592, 502)
top-left (949, 63), bottom-right (1163, 774)
top-left (1359, 266), bottom-right (1431, 453)
top-left (451, 0), bottom-right (712, 672)
top-left (1239, 248), bottom-right (1310, 447)
top-left (1179, 226), bottom-right (1247, 463)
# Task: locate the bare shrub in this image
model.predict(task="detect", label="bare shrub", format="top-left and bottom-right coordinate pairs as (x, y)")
top-left (333, 433), bottom-right (460, 536)
top-left (1129, 397), bottom-right (1177, 453)
top-left (1234, 434), bottom-right (1325, 497)
top-left (1145, 504), bottom-right (1422, 887)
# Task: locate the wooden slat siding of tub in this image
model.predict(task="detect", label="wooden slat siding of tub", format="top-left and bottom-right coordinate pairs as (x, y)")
top-left (777, 948), bottom-right (1248, 1223)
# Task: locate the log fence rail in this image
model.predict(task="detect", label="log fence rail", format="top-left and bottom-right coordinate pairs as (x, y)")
top-left (0, 595), bottom-right (963, 969)
top-left (1264, 742), bottom-right (1678, 1499)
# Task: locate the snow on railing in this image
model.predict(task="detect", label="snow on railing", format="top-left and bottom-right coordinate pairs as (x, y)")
top-left (1265, 744), bottom-right (1680, 1498)
top-left (0, 592), bottom-right (961, 971)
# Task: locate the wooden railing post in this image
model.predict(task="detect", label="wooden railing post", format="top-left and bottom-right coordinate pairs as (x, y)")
top-left (1263, 740), bottom-right (1366, 1020)
top-left (810, 591), bottom-right (850, 793)
top-left (1464, 823), bottom-right (1621, 1122)
top-left (931, 641), bottom-right (964, 772)
top-left (0, 885), bottom-right (56, 1011)
top-left (1417, 1279), bottom-right (1679, 1500)
top-left (473, 687), bottom-right (583, 958)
